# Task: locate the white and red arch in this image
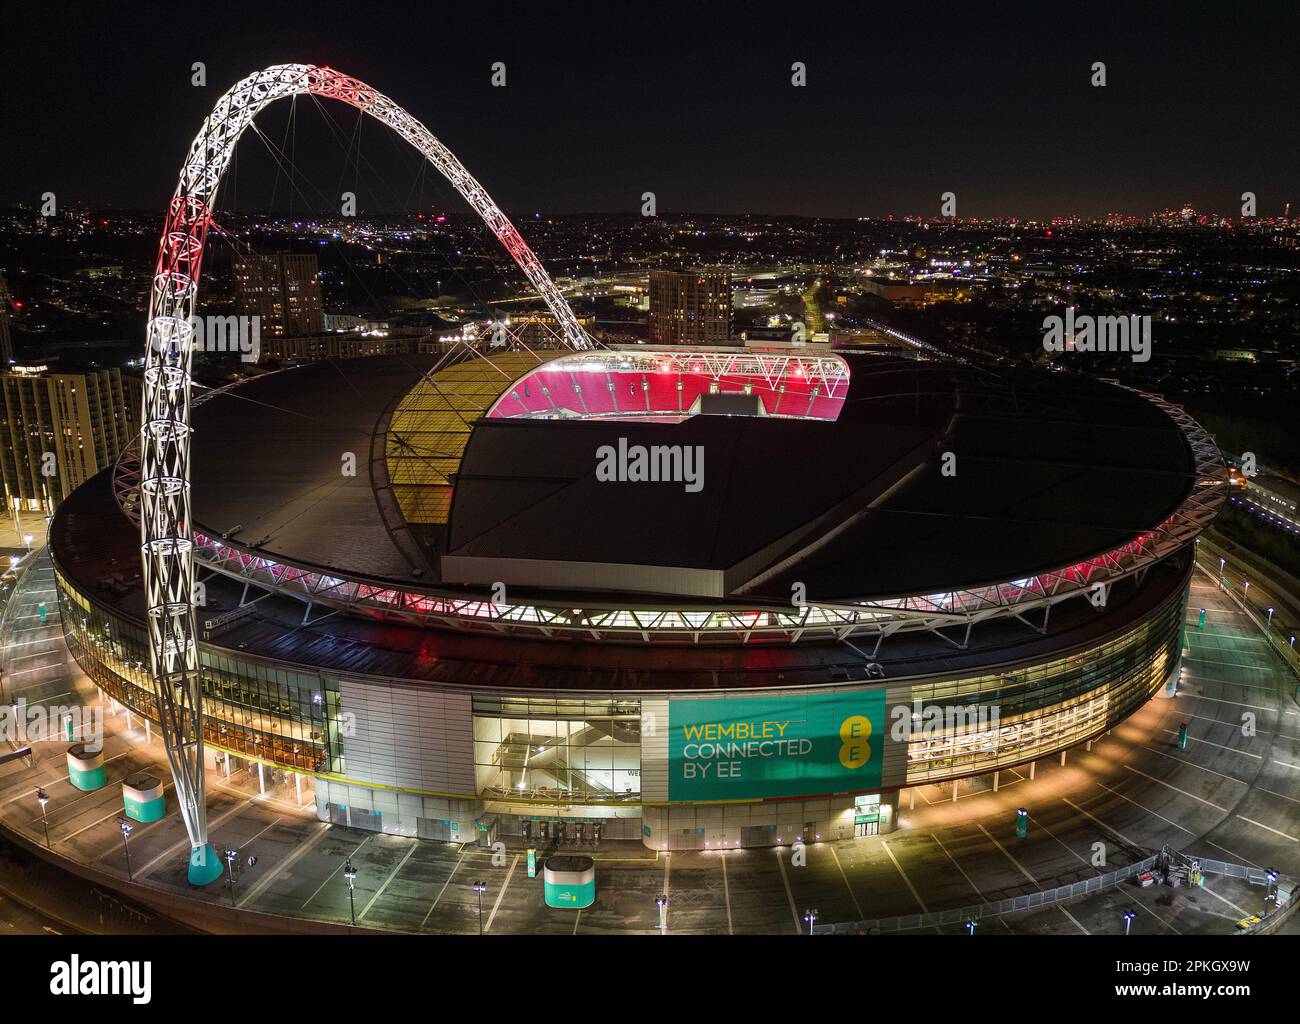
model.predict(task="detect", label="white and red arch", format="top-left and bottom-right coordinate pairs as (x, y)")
top-left (141, 64), bottom-right (591, 860)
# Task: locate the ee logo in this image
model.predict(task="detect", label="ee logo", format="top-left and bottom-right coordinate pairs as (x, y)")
top-left (838, 715), bottom-right (873, 770)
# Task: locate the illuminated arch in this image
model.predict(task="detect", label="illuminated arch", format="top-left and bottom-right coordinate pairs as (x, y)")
top-left (140, 64), bottom-right (590, 872)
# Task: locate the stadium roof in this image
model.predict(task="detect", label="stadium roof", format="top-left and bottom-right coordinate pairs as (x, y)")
top-left (184, 350), bottom-right (1200, 605)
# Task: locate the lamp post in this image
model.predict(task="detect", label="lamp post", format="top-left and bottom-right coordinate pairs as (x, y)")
top-left (224, 847), bottom-right (239, 906)
top-left (343, 859), bottom-right (358, 926)
top-left (655, 892), bottom-right (668, 933)
top-left (118, 817), bottom-right (133, 879)
top-left (965, 919), bottom-right (977, 935)
top-left (1123, 910), bottom-right (1136, 935)
top-left (803, 907), bottom-right (818, 935)
top-left (23, 533), bottom-right (31, 553)
top-left (1267, 607), bottom-right (1275, 626)
top-left (36, 788), bottom-right (49, 847)
top-left (473, 880), bottom-right (487, 935)
top-left (1265, 869), bottom-right (1279, 914)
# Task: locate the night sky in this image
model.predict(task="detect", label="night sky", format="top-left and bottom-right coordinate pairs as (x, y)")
top-left (4, 2), bottom-right (1298, 219)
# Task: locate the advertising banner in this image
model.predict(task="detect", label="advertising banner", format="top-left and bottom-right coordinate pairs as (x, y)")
top-left (668, 691), bottom-right (886, 800)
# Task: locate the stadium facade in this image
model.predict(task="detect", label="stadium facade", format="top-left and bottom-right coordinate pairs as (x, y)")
top-left (50, 345), bottom-right (1225, 850)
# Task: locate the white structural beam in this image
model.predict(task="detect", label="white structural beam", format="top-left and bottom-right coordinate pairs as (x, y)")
top-left (141, 65), bottom-right (592, 864)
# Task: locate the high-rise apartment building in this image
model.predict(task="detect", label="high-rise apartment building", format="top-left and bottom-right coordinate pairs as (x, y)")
top-left (233, 253), bottom-right (325, 337)
top-left (0, 365), bottom-right (138, 511)
top-left (648, 269), bottom-right (733, 345)
top-left (0, 271), bottom-right (14, 364)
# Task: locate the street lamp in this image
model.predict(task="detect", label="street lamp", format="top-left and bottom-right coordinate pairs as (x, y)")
top-left (473, 880), bottom-right (487, 935)
top-left (118, 818), bottom-right (133, 880)
top-left (1243, 580), bottom-right (1251, 600)
top-left (1122, 910), bottom-right (1136, 935)
top-left (36, 788), bottom-right (49, 848)
top-left (1267, 607), bottom-right (1275, 626)
top-left (803, 907), bottom-right (819, 935)
top-left (965, 919), bottom-right (977, 935)
top-left (1265, 869), bottom-right (1279, 913)
top-left (343, 859), bottom-right (358, 926)
top-left (22, 533), bottom-right (32, 552)
top-left (655, 892), bottom-right (668, 933)
top-left (224, 847), bottom-right (239, 906)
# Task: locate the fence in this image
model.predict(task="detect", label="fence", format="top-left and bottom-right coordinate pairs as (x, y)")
top-left (814, 851), bottom-right (1293, 935)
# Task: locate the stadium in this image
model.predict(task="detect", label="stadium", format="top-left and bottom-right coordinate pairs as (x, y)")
top-left (49, 340), bottom-right (1226, 851)
top-left (39, 65), bottom-right (1229, 862)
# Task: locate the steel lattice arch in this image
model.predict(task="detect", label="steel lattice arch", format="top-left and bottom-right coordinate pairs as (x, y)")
top-left (141, 64), bottom-right (594, 875)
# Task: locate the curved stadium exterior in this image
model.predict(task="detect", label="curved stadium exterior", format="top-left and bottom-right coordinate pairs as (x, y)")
top-left (50, 344), bottom-right (1226, 849)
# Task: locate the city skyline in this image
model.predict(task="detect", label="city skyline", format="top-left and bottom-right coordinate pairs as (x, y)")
top-left (3, 3), bottom-right (1299, 219)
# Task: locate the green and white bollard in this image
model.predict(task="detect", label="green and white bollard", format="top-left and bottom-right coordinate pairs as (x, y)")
top-left (66, 743), bottom-right (106, 791)
top-left (122, 772), bottom-right (165, 823)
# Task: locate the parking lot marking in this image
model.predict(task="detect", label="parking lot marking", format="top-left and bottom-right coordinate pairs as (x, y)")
top-left (1195, 880), bottom-right (1251, 919)
top-left (1094, 781), bottom-right (1195, 835)
top-left (484, 854), bottom-right (517, 933)
top-left (138, 797), bottom-right (256, 881)
top-left (1204, 840), bottom-right (1259, 869)
top-left (1121, 765), bottom-right (1229, 811)
top-left (1236, 816), bottom-right (1298, 842)
top-left (1030, 813), bottom-right (1180, 935)
top-left (237, 821), bottom-right (330, 907)
top-left (978, 823), bottom-right (1089, 934)
top-left (1180, 692), bottom-right (1273, 713)
top-left (419, 843), bottom-right (469, 931)
top-left (929, 831), bottom-right (987, 904)
top-left (358, 839), bottom-right (419, 921)
top-left (300, 833), bottom-right (371, 910)
top-left (774, 848), bottom-right (802, 933)
top-left (828, 843), bottom-right (863, 919)
top-left (720, 851), bottom-right (733, 935)
top-left (1142, 743), bottom-right (1254, 777)
top-left (880, 839), bottom-right (927, 913)
top-left (1062, 796), bottom-right (1140, 848)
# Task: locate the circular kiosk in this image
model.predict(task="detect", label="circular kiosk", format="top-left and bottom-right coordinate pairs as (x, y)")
top-left (66, 743), bottom-right (106, 791)
top-left (543, 855), bottom-right (595, 909)
top-left (122, 772), bottom-right (165, 823)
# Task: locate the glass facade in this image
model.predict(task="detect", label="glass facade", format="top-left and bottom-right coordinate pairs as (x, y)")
top-left (54, 558), bottom-right (1186, 810)
top-left (897, 586), bottom-right (1184, 782)
top-left (56, 569), bottom-right (340, 773)
top-left (471, 695), bottom-right (642, 803)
